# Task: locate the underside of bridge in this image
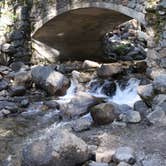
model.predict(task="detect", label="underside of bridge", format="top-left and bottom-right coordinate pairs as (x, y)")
top-left (33, 8), bottom-right (132, 62)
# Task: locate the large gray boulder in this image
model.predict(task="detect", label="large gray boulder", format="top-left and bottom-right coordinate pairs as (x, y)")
top-left (31, 66), bottom-right (69, 95)
top-left (22, 129), bottom-right (90, 166)
top-left (59, 92), bottom-right (99, 119)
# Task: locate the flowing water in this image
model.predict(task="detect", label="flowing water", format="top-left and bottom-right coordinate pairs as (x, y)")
top-left (0, 76), bottom-right (141, 164)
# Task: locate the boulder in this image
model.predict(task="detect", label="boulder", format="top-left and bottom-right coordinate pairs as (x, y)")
top-left (59, 92), bottom-right (98, 119)
top-left (134, 100), bottom-right (148, 117)
top-left (13, 71), bottom-right (32, 88)
top-left (153, 74), bottom-right (166, 94)
top-left (147, 110), bottom-right (166, 126)
top-left (22, 129), bottom-right (90, 166)
top-left (112, 147), bottom-right (136, 164)
top-left (120, 111), bottom-right (141, 123)
top-left (97, 63), bottom-right (123, 78)
top-left (137, 84), bottom-right (155, 106)
top-left (90, 102), bottom-right (119, 125)
top-left (31, 66), bottom-right (69, 96)
top-left (82, 60), bottom-right (100, 69)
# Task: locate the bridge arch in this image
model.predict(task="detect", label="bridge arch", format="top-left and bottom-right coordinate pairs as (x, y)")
top-left (31, 1), bottom-right (146, 36)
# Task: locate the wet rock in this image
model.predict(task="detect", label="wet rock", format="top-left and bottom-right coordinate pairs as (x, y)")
top-left (153, 74), bottom-right (166, 94)
top-left (82, 60), bottom-right (100, 69)
top-left (101, 80), bottom-right (116, 96)
top-left (31, 66), bottom-right (69, 96)
top-left (134, 61), bottom-right (147, 73)
top-left (97, 63), bottom-right (123, 78)
top-left (90, 102), bottom-right (119, 125)
top-left (10, 85), bottom-right (26, 96)
top-left (72, 118), bottom-right (92, 132)
top-left (0, 79), bottom-right (8, 91)
top-left (44, 100), bottom-right (60, 109)
top-left (147, 110), bottom-right (166, 126)
top-left (22, 129), bottom-right (90, 166)
top-left (137, 84), bottom-right (155, 106)
top-left (134, 100), bottom-right (148, 117)
top-left (120, 111), bottom-right (141, 123)
top-left (112, 147), bottom-right (136, 164)
top-left (0, 109), bottom-right (11, 116)
top-left (13, 71), bottom-right (32, 88)
top-left (60, 92), bottom-right (98, 119)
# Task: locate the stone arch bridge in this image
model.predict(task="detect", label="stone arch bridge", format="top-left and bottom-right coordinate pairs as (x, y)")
top-left (0, 0), bottom-right (165, 75)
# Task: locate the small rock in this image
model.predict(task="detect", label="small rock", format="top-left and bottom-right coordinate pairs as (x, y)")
top-left (10, 86), bottom-right (26, 96)
top-left (96, 150), bottom-right (115, 163)
top-left (72, 118), bottom-right (92, 132)
top-left (97, 63), bottom-right (123, 78)
top-left (0, 109), bottom-right (11, 115)
top-left (20, 99), bottom-right (29, 107)
top-left (117, 162), bottom-right (131, 166)
top-left (10, 61), bottom-right (28, 72)
top-left (152, 94), bottom-right (166, 112)
top-left (90, 102), bottom-right (119, 125)
top-left (82, 60), bottom-right (101, 69)
top-left (113, 147), bottom-right (136, 164)
top-left (88, 161), bottom-right (109, 166)
top-left (44, 100), bottom-right (60, 109)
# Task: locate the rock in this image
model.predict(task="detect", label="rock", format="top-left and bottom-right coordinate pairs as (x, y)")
top-left (82, 60), bottom-right (101, 69)
top-left (147, 110), bottom-right (166, 126)
top-left (0, 79), bottom-right (8, 91)
top-left (72, 118), bottom-right (92, 132)
top-left (20, 99), bottom-right (29, 107)
top-left (134, 61), bottom-right (147, 73)
top-left (118, 104), bottom-right (132, 114)
top-left (95, 150), bottom-right (115, 163)
top-left (1, 43), bottom-right (15, 53)
top-left (134, 100), bottom-right (148, 117)
top-left (60, 92), bottom-right (98, 119)
top-left (72, 70), bottom-right (94, 83)
top-left (153, 74), bottom-right (166, 94)
top-left (117, 162), bottom-right (131, 166)
top-left (0, 101), bottom-right (18, 112)
top-left (101, 80), bottom-right (116, 96)
top-left (31, 66), bottom-right (69, 96)
top-left (137, 84), bottom-right (155, 106)
top-left (90, 102), bottom-right (119, 125)
top-left (120, 111), bottom-right (141, 123)
top-left (0, 109), bottom-right (11, 115)
top-left (88, 161), bottom-right (109, 166)
top-left (10, 61), bottom-right (28, 72)
top-left (44, 100), bottom-right (60, 109)
top-left (112, 147), bottom-right (136, 164)
top-left (97, 63), bottom-right (123, 78)
top-left (10, 86), bottom-right (26, 96)
top-left (152, 94), bottom-right (166, 112)
top-left (13, 71), bottom-right (32, 88)
top-left (22, 129), bottom-right (90, 166)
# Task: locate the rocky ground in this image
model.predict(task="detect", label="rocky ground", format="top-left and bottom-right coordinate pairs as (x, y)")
top-left (0, 20), bottom-right (166, 166)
